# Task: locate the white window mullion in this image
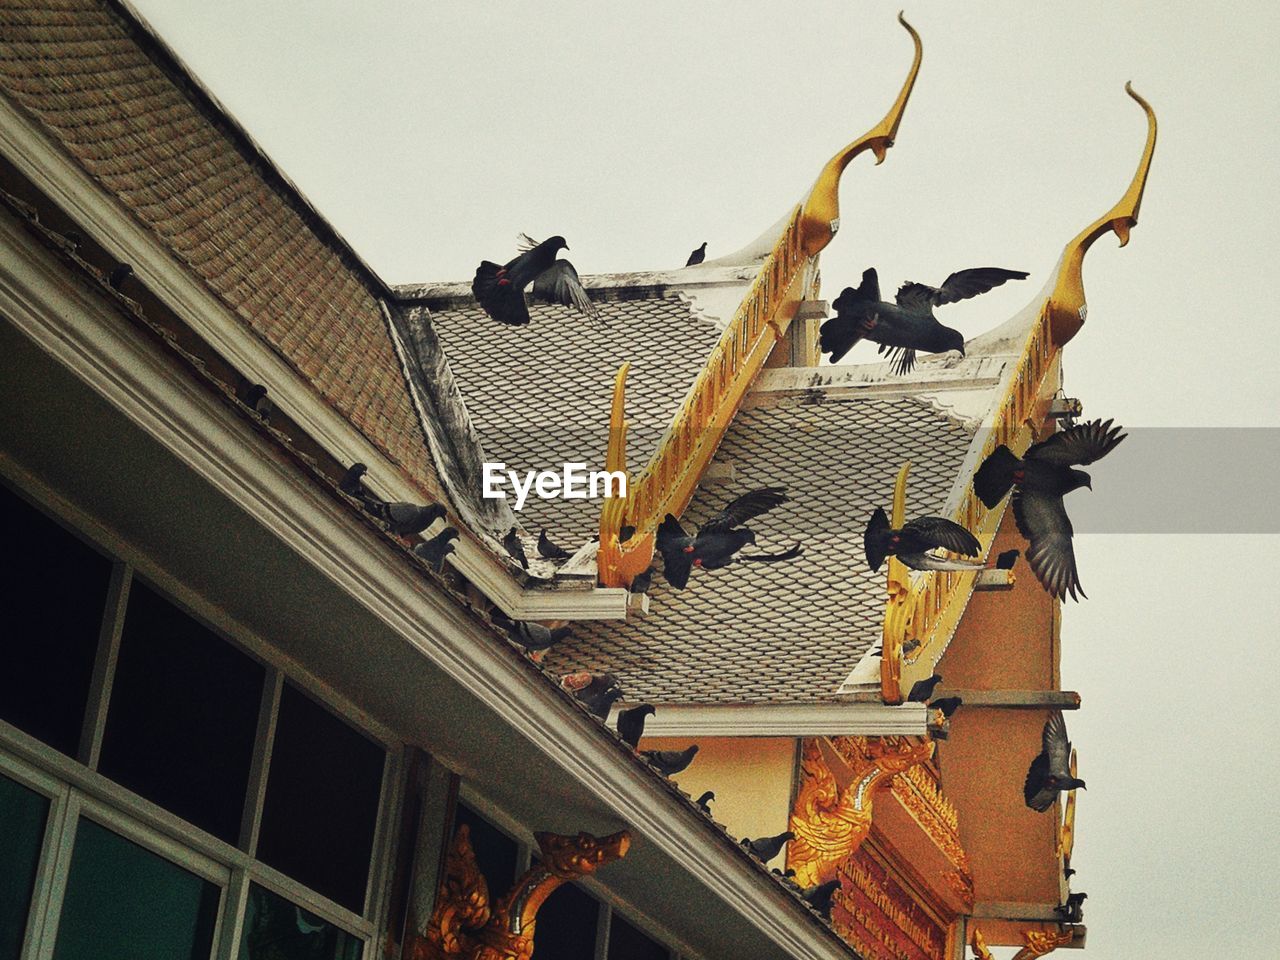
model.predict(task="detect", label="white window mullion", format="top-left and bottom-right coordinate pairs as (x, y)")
top-left (77, 559), bottom-right (131, 771)
top-left (238, 668), bottom-right (282, 857)
top-left (28, 790), bottom-right (81, 960)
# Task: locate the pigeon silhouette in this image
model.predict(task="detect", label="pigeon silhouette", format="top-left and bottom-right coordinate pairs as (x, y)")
top-left (472, 233), bottom-right (599, 326)
top-left (995, 548), bottom-right (1020, 570)
top-left (413, 527), bottom-right (459, 572)
top-left (864, 507), bottom-right (981, 572)
top-left (741, 831), bottom-right (794, 864)
top-left (236, 381), bottom-right (273, 421)
top-left (930, 696), bottom-right (963, 718)
top-left (560, 672), bottom-right (624, 718)
top-left (629, 568), bottom-right (653, 594)
top-left (1056, 892), bottom-right (1087, 924)
top-left (339, 462), bottom-right (370, 499)
top-left (617, 704), bottom-right (655, 749)
top-left (974, 419), bottom-right (1127, 601)
top-left (642, 745), bottom-right (698, 776)
top-left (820, 266), bottom-right (1028, 372)
top-left (503, 527), bottom-right (529, 570)
top-left (801, 879), bottom-right (841, 920)
top-left (907, 674), bottom-right (943, 702)
top-left (369, 500), bottom-right (447, 537)
top-left (108, 262), bottom-right (133, 291)
top-left (657, 487), bottom-right (801, 589)
top-left (695, 790), bottom-right (715, 814)
top-left (537, 528), bottom-right (571, 560)
top-left (490, 609), bottom-right (570, 652)
top-left (1024, 710), bottom-right (1085, 812)
top-left (685, 242), bottom-right (707, 266)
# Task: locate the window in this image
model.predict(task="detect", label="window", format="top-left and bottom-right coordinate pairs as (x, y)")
top-left (608, 913), bottom-right (669, 960)
top-left (0, 773), bottom-right (48, 960)
top-left (530, 881), bottom-right (598, 960)
top-left (239, 884), bottom-right (361, 960)
top-left (452, 802), bottom-right (519, 898)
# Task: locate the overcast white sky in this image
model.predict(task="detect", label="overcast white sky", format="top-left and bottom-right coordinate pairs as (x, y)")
top-left (125, 1), bottom-right (1280, 956)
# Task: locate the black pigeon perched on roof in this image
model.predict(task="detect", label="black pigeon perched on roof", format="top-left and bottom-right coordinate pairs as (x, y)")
top-left (561, 672), bottom-right (624, 718)
top-left (413, 527), bottom-right (459, 572)
top-left (472, 233), bottom-right (599, 326)
top-left (695, 790), bottom-right (715, 814)
top-left (369, 500), bottom-right (447, 537)
top-left (642, 745), bottom-right (699, 777)
top-left (236, 381), bottom-right (273, 421)
top-left (108, 262), bottom-right (133, 291)
top-left (819, 266), bottom-right (1028, 372)
top-left (995, 548), bottom-right (1021, 570)
top-left (907, 673), bottom-right (943, 702)
top-left (616, 704), bottom-right (655, 749)
top-left (931, 696), bottom-right (963, 718)
top-left (490, 609), bottom-right (571, 652)
top-left (864, 507), bottom-right (982, 572)
top-left (801, 879), bottom-right (841, 920)
top-left (657, 487), bottom-right (801, 589)
top-left (685, 242), bottom-right (707, 266)
top-left (629, 567), bottom-right (653, 594)
top-left (741, 831), bottom-right (794, 864)
top-left (974, 419), bottom-right (1127, 601)
top-left (1056, 892), bottom-right (1087, 924)
top-left (1024, 710), bottom-right (1085, 812)
top-left (503, 527), bottom-right (529, 570)
top-left (339, 462), bottom-right (370, 499)
top-left (537, 528), bottom-right (571, 560)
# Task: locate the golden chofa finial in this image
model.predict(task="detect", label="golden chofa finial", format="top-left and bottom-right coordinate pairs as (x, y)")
top-left (797, 11), bottom-right (923, 257)
top-left (1046, 82), bottom-right (1157, 346)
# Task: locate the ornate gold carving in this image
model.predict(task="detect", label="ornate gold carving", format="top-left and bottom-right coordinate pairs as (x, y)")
top-left (842, 858), bottom-right (947, 960)
top-left (413, 827), bottom-right (630, 960)
top-left (788, 737), bottom-right (934, 887)
top-left (1011, 929), bottom-right (1077, 960)
top-left (971, 928), bottom-right (996, 960)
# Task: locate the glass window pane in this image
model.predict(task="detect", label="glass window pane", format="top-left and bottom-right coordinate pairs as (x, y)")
top-left (452, 803), bottom-right (518, 897)
top-left (0, 483), bottom-right (111, 756)
top-left (100, 582), bottom-right (265, 844)
top-left (256, 684), bottom-right (384, 913)
top-left (530, 881), bottom-right (597, 960)
top-left (52, 818), bottom-right (219, 960)
top-left (0, 773), bottom-right (49, 960)
top-left (608, 913), bottom-right (668, 960)
top-left (238, 884), bottom-right (361, 960)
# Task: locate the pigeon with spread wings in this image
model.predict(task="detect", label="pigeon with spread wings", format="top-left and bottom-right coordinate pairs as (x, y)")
top-left (471, 233), bottom-right (599, 326)
top-left (1024, 710), bottom-right (1085, 812)
top-left (820, 266), bottom-right (1028, 373)
top-left (657, 487), bottom-right (802, 589)
top-left (864, 507), bottom-right (982, 572)
top-left (974, 419), bottom-right (1127, 601)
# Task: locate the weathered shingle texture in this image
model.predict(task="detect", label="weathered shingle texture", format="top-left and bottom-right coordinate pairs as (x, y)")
top-left (427, 296), bottom-right (723, 544)
top-left (0, 0), bottom-right (440, 494)
top-left (546, 393), bottom-right (975, 704)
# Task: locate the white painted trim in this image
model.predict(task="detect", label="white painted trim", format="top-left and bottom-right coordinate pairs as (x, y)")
top-left (0, 92), bottom-right (627, 623)
top-left (611, 702), bottom-right (929, 738)
top-left (0, 219), bottom-right (856, 960)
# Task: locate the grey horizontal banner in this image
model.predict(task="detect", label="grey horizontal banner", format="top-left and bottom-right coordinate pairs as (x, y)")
top-left (983, 428), bottom-right (1280, 534)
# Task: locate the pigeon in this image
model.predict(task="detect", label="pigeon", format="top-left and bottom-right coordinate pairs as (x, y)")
top-left (930, 696), bottom-right (963, 718)
top-left (801, 879), bottom-right (841, 920)
top-left (368, 500), bottom-right (447, 537)
top-left (642, 745), bottom-right (699, 776)
top-left (694, 790), bottom-right (715, 814)
top-left (907, 674), bottom-right (943, 702)
top-left (339, 462), bottom-right (370, 499)
top-left (537, 528), bottom-right (571, 560)
top-left (685, 242), bottom-right (707, 266)
top-left (819, 266), bottom-right (1028, 372)
top-left (560, 672), bottom-right (624, 718)
top-left (629, 568), bottom-right (653, 594)
top-left (413, 526), bottom-right (460, 572)
top-left (657, 487), bottom-right (801, 589)
top-left (616, 704), bottom-right (655, 749)
top-left (995, 548), bottom-right (1020, 570)
top-left (619, 524), bottom-right (636, 543)
top-left (503, 527), bottom-right (529, 570)
top-left (490, 609), bottom-right (571, 652)
top-left (901, 638), bottom-right (921, 655)
top-left (1056, 892), bottom-right (1087, 924)
top-left (864, 507), bottom-right (982, 572)
top-left (236, 381), bottom-right (273, 421)
top-left (472, 233), bottom-right (599, 326)
top-left (108, 262), bottom-right (134, 291)
top-left (741, 831), bottom-right (794, 864)
top-left (974, 419), bottom-right (1127, 601)
top-left (1024, 710), bottom-right (1086, 812)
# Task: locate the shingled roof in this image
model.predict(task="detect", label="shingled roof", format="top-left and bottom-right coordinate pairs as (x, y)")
top-left (0, 0), bottom-right (441, 496)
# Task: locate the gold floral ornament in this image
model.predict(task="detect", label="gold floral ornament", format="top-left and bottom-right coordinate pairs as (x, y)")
top-left (971, 928), bottom-right (996, 960)
top-left (1012, 928), bottom-right (1078, 960)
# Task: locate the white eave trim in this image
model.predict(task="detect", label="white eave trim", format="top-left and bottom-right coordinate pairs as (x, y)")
top-left (613, 702), bottom-right (929, 738)
top-left (0, 92), bottom-right (626, 622)
top-left (0, 212), bottom-right (853, 960)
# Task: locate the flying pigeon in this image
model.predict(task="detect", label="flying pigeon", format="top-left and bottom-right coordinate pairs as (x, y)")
top-left (974, 419), bottom-right (1127, 601)
top-left (413, 526), bottom-right (459, 572)
top-left (642, 745), bottom-right (699, 776)
top-left (1056, 892), bottom-right (1087, 924)
top-left (695, 790), bottom-right (715, 814)
top-left (503, 527), bottom-right (529, 570)
top-left (685, 242), bottom-right (707, 266)
top-left (741, 831), bottom-right (794, 864)
top-left (1024, 710), bottom-right (1086, 812)
top-left (819, 266), bottom-right (1028, 372)
top-left (907, 673), bottom-right (943, 702)
top-left (864, 507), bottom-right (982, 572)
top-left (472, 233), bottom-right (599, 326)
top-left (616, 704), bottom-right (655, 749)
top-left (657, 487), bottom-right (801, 589)
top-left (537, 528), bottom-right (571, 560)
top-left (490, 609), bottom-right (571, 652)
top-left (629, 568), bottom-right (653, 594)
top-left (801, 879), bottom-right (841, 920)
top-left (561, 672), bottom-right (624, 719)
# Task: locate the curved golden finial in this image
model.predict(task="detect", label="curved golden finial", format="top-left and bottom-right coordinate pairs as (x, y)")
top-left (604, 362), bottom-right (630, 475)
top-left (1047, 82), bottom-right (1157, 345)
top-left (798, 11), bottom-right (923, 257)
